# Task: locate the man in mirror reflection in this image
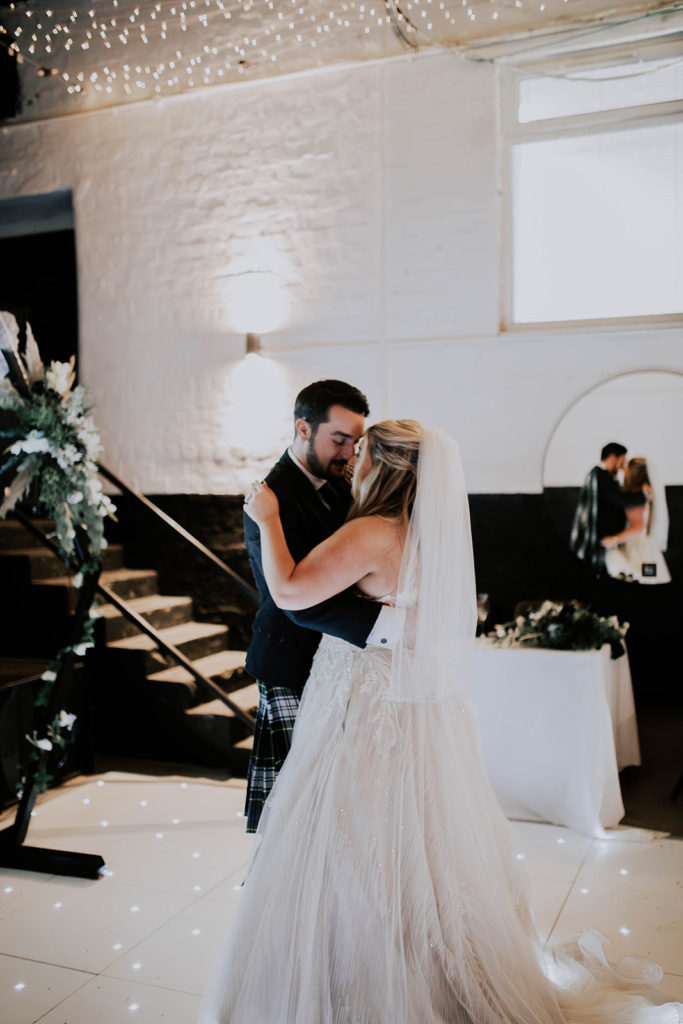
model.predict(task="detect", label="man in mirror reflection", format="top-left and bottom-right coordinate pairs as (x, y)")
top-left (569, 442), bottom-right (646, 575)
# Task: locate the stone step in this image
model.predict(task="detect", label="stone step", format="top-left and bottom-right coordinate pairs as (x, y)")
top-left (185, 682), bottom-right (258, 719)
top-left (107, 619), bottom-right (230, 670)
top-left (0, 518), bottom-right (55, 550)
top-left (95, 594), bottom-right (194, 642)
top-left (141, 650), bottom-right (249, 712)
top-left (36, 565), bottom-right (158, 602)
top-left (147, 648), bottom-right (247, 685)
top-left (0, 543), bottom-right (124, 581)
top-left (180, 687), bottom-right (255, 770)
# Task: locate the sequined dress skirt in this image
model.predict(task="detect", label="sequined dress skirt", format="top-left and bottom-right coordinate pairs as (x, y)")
top-left (198, 636), bottom-right (682, 1024)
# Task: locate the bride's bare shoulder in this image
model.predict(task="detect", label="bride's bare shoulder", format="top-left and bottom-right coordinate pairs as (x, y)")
top-left (341, 515), bottom-right (402, 547)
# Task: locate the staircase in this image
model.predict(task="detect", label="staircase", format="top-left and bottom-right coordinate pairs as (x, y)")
top-left (0, 517), bottom-right (257, 776)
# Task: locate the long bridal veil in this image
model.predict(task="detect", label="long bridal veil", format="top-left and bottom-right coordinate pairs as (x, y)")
top-left (388, 426), bottom-right (476, 703)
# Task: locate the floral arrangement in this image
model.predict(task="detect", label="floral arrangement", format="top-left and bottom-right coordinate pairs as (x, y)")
top-left (491, 600), bottom-right (628, 660)
top-left (0, 311), bottom-right (115, 793)
top-left (0, 317), bottom-right (115, 555)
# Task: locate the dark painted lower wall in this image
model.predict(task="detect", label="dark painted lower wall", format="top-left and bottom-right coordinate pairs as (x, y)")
top-left (109, 490), bottom-right (682, 707)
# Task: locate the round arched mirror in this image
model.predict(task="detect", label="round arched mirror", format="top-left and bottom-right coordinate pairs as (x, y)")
top-left (542, 371), bottom-right (682, 584)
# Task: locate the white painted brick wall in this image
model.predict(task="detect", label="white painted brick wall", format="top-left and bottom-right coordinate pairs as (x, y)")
top-left (1, 52), bottom-right (681, 494)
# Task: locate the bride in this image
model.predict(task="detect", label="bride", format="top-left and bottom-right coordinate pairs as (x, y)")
top-left (199, 420), bottom-right (680, 1024)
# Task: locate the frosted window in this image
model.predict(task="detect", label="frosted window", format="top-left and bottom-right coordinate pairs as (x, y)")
top-left (519, 58), bottom-right (683, 123)
top-left (511, 121), bottom-right (683, 323)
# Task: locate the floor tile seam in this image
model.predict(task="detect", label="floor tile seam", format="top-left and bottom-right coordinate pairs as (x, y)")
top-left (0, 881), bottom-right (194, 906)
top-left (29, 822), bottom-right (234, 837)
top-left (544, 838), bottom-right (600, 941)
top-left (30, 972), bottom-right (95, 1024)
top-left (543, 883), bottom-right (574, 943)
top-left (0, 950), bottom-right (96, 974)
top-left (544, 838), bottom-right (596, 919)
top-left (526, 871), bottom-right (587, 884)
top-left (200, 892), bottom-right (244, 904)
top-left (98, 858), bottom-right (252, 898)
top-left (566, 883), bottom-right (683, 900)
top-left (98, 966), bottom-right (207, 997)
top-left (61, 875), bottom-right (203, 898)
top-left (95, 891), bottom-right (215, 973)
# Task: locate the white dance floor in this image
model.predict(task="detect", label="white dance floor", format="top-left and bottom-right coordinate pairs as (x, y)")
top-left (1, 772), bottom-right (682, 1024)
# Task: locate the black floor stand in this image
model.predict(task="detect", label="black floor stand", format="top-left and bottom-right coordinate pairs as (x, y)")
top-left (0, 532), bottom-right (106, 880)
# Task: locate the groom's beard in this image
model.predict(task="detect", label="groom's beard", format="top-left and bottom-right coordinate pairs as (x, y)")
top-left (304, 440), bottom-right (348, 482)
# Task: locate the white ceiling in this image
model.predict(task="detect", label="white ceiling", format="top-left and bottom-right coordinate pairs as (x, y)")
top-left (0, 0), bottom-right (678, 121)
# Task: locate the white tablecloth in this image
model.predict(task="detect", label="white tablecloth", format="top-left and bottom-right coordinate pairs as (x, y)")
top-left (466, 643), bottom-right (641, 837)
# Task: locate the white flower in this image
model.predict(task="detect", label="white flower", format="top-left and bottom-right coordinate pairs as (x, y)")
top-left (45, 360), bottom-right (74, 397)
top-left (41, 670), bottom-right (58, 682)
top-left (73, 641), bottom-right (94, 656)
top-left (99, 494), bottom-right (117, 517)
top-left (495, 626), bottom-right (507, 639)
top-left (8, 431), bottom-right (50, 456)
top-left (57, 710), bottom-right (77, 731)
top-left (89, 606), bottom-right (103, 619)
top-left (26, 733), bottom-right (53, 752)
top-left (67, 491), bottom-right (84, 505)
top-left (72, 572), bottom-right (83, 589)
top-left (55, 443), bottom-right (82, 469)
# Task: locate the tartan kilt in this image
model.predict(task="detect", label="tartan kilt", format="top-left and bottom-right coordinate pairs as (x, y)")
top-left (244, 680), bottom-right (300, 834)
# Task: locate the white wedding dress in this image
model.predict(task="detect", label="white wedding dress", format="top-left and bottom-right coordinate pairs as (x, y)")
top-left (605, 500), bottom-right (671, 584)
top-left (199, 430), bottom-right (681, 1024)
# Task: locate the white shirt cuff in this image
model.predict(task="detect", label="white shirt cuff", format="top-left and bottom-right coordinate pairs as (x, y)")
top-left (366, 605), bottom-right (405, 649)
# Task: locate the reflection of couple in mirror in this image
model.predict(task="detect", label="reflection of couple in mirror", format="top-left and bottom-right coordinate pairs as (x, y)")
top-left (570, 442), bottom-right (671, 584)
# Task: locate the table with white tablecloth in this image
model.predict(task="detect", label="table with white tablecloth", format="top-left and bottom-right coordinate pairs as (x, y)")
top-left (466, 642), bottom-right (641, 837)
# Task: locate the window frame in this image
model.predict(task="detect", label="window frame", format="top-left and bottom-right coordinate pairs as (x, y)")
top-left (500, 43), bottom-right (683, 333)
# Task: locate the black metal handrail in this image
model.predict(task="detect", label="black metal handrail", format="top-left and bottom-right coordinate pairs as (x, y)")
top-left (97, 463), bottom-right (259, 605)
top-left (11, 511), bottom-right (255, 730)
top-left (97, 579), bottom-right (255, 729)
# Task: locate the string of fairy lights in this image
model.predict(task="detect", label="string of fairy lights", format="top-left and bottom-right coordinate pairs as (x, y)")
top-left (0, 1), bottom-right (679, 107)
top-left (0, 0), bottom-right (561, 101)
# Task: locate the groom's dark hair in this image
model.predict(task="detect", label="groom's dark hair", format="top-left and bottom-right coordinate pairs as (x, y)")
top-left (601, 442), bottom-right (627, 460)
top-left (294, 380), bottom-right (370, 435)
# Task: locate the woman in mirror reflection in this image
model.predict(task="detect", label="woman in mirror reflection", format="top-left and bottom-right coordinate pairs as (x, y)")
top-left (603, 457), bottom-right (672, 584)
top-left (199, 421), bottom-right (680, 1024)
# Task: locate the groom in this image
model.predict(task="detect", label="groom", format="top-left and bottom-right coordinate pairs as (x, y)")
top-left (242, 380), bottom-right (401, 832)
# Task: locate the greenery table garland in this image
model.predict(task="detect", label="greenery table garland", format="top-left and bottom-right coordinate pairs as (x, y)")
top-left (0, 311), bottom-right (116, 794)
top-left (491, 600), bottom-right (629, 660)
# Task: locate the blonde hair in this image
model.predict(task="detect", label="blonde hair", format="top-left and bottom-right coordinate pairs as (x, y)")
top-left (348, 419), bottom-right (423, 524)
top-left (624, 457), bottom-right (650, 492)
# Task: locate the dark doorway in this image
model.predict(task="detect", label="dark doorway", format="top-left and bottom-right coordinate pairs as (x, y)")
top-left (0, 190), bottom-right (78, 372)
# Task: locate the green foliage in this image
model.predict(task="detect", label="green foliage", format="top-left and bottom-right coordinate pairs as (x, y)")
top-left (492, 600), bottom-right (628, 660)
top-left (1, 329), bottom-right (115, 795)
